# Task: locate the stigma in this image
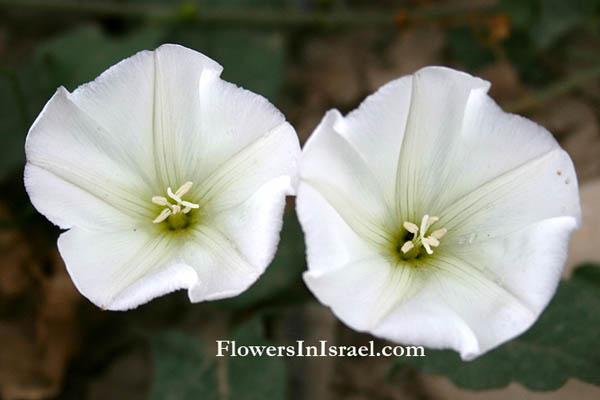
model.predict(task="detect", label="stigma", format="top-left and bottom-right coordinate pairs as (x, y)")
top-left (400, 214), bottom-right (447, 256)
top-left (152, 181), bottom-right (199, 224)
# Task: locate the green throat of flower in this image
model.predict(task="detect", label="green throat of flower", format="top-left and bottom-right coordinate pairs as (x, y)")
top-left (151, 181), bottom-right (200, 231)
top-left (396, 214), bottom-right (447, 262)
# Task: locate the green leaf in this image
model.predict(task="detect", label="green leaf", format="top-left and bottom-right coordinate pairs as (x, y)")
top-left (529, 0), bottom-right (599, 50)
top-left (32, 24), bottom-right (166, 92)
top-left (446, 27), bottom-right (494, 71)
top-left (400, 265), bottom-right (600, 391)
top-left (500, 0), bottom-right (600, 50)
top-left (149, 318), bottom-right (286, 399)
top-left (228, 318), bottom-right (287, 400)
top-left (149, 331), bottom-right (218, 400)
top-left (219, 212), bottom-right (306, 309)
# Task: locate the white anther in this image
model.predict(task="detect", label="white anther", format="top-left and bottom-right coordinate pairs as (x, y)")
top-left (175, 181), bottom-right (193, 197)
top-left (425, 237), bottom-right (440, 247)
top-left (152, 196), bottom-right (169, 206)
top-left (152, 182), bottom-right (200, 223)
top-left (401, 214), bottom-right (444, 256)
top-left (400, 241), bottom-right (414, 254)
top-left (153, 208), bottom-right (171, 223)
top-left (181, 200), bottom-right (199, 209)
top-left (403, 221), bottom-right (419, 234)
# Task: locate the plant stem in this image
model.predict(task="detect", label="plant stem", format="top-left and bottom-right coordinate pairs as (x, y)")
top-left (0, 0), bottom-right (494, 29)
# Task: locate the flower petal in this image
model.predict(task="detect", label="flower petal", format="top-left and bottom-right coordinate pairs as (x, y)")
top-left (370, 217), bottom-right (576, 360)
top-left (299, 110), bottom-right (396, 249)
top-left (150, 44), bottom-right (223, 187)
top-left (210, 176), bottom-right (292, 273)
top-left (393, 67), bottom-right (580, 236)
top-left (184, 68), bottom-right (296, 187)
top-left (395, 66), bottom-right (490, 222)
top-left (296, 183), bottom-right (378, 274)
top-left (184, 225), bottom-right (260, 302)
top-left (303, 255), bottom-right (418, 332)
top-left (25, 88), bottom-right (156, 230)
top-left (58, 227), bottom-right (194, 310)
top-left (193, 120), bottom-right (299, 213)
top-left (435, 91), bottom-right (580, 246)
top-left (335, 76), bottom-right (413, 207)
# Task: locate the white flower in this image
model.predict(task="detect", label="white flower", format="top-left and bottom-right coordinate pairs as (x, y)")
top-left (24, 44), bottom-right (300, 311)
top-left (297, 66), bottom-right (581, 360)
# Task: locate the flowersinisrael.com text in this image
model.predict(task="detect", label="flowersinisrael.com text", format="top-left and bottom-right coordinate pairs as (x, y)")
top-left (216, 340), bottom-right (425, 357)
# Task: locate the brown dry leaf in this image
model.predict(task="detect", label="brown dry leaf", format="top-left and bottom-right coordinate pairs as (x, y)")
top-left (0, 244), bottom-right (81, 399)
top-left (0, 204), bottom-right (33, 297)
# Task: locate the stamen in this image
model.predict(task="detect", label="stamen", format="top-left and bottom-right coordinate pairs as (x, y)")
top-left (181, 200), bottom-right (199, 209)
top-left (403, 221), bottom-right (419, 234)
top-left (419, 215), bottom-right (431, 241)
top-left (422, 239), bottom-right (433, 255)
top-left (400, 241), bottom-right (414, 253)
top-left (167, 187), bottom-right (183, 203)
top-left (152, 196), bottom-right (168, 206)
top-left (425, 237), bottom-right (440, 247)
top-left (152, 182), bottom-right (200, 224)
top-left (400, 214), bottom-right (445, 257)
top-left (153, 208), bottom-right (171, 223)
top-left (175, 181), bottom-right (193, 197)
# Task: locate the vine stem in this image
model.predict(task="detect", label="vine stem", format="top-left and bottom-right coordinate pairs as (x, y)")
top-left (0, 0), bottom-right (495, 29)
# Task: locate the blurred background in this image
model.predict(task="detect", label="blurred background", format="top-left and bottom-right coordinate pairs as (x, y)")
top-left (1, 0), bottom-right (600, 399)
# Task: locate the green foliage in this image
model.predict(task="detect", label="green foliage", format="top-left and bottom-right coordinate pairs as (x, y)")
top-left (500, 0), bottom-right (600, 50)
top-left (400, 265), bottom-right (600, 391)
top-left (446, 27), bottom-right (494, 71)
top-left (32, 25), bottom-right (166, 92)
top-left (220, 212), bottom-right (306, 309)
top-left (150, 331), bottom-right (218, 400)
top-left (149, 318), bottom-right (286, 400)
top-left (228, 318), bottom-right (287, 400)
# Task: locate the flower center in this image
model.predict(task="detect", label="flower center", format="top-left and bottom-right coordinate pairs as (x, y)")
top-left (151, 181), bottom-right (199, 229)
top-left (398, 214), bottom-right (447, 259)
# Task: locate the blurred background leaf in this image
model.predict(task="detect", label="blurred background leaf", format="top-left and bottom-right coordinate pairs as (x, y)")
top-left (149, 317), bottom-right (286, 400)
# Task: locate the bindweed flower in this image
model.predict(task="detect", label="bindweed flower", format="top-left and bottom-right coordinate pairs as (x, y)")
top-left (25, 44), bottom-right (300, 310)
top-left (297, 67), bottom-right (581, 360)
